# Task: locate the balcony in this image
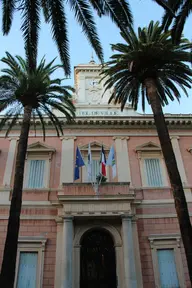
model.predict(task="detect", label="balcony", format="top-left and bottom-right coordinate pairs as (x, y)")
top-left (56, 182), bottom-right (134, 217)
top-left (59, 182), bottom-right (133, 197)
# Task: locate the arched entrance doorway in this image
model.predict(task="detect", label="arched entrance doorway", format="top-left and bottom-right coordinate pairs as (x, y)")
top-left (80, 229), bottom-right (117, 288)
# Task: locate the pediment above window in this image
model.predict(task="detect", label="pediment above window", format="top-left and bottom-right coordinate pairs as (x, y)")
top-left (80, 141), bottom-right (109, 151)
top-left (26, 141), bottom-right (55, 159)
top-left (135, 141), bottom-right (161, 152)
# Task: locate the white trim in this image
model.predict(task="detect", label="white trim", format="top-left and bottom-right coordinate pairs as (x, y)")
top-left (148, 234), bottom-right (185, 288)
top-left (14, 236), bottom-right (47, 288)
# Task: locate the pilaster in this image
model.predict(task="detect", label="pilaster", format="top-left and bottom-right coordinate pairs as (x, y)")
top-left (60, 137), bottom-right (76, 184)
top-left (122, 214), bottom-right (137, 288)
top-left (61, 216), bottom-right (74, 288)
top-left (54, 217), bottom-right (63, 288)
top-left (3, 137), bottom-right (18, 187)
top-left (115, 245), bottom-right (123, 288)
top-left (132, 216), bottom-right (143, 287)
top-left (171, 136), bottom-right (191, 198)
top-left (113, 137), bottom-right (132, 184)
top-left (171, 136), bottom-right (188, 185)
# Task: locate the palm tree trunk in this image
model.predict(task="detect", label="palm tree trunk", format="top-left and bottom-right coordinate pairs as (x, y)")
top-left (145, 78), bottom-right (192, 284)
top-left (0, 105), bottom-right (32, 288)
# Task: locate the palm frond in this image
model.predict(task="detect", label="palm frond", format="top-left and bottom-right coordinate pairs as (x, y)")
top-left (68, 0), bottom-right (103, 62)
top-left (48, 0), bottom-right (70, 76)
top-left (101, 0), bottom-right (133, 30)
top-left (102, 21), bottom-right (192, 112)
top-left (21, 0), bottom-right (40, 70)
top-left (0, 53), bottom-right (76, 137)
top-left (2, 0), bottom-right (15, 34)
top-left (172, 1), bottom-right (192, 44)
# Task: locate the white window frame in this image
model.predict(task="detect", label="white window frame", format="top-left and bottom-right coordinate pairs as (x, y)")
top-left (136, 142), bottom-right (168, 188)
top-left (24, 156), bottom-right (50, 189)
top-left (148, 234), bottom-right (185, 288)
top-left (23, 142), bottom-right (55, 189)
top-left (14, 236), bottom-right (47, 288)
top-left (141, 153), bottom-right (168, 187)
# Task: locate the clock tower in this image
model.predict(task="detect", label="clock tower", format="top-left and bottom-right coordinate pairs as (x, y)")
top-left (72, 59), bottom-right (140, 117)
top-left (74, 58), bottom-right (111, 105)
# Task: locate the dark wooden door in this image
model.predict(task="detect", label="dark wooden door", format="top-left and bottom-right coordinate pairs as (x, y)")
top-left (80, 229), bottom-right (117, 288)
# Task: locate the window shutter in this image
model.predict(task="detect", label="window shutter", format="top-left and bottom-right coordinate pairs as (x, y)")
top-left (27, 160), bottom-right (45, 188)
top-left (157, 249), bottom-right (179, 288)
top-left (16, 252), bottom-right (38, 288)
top-left (144, 158), bottom-right (163, 187)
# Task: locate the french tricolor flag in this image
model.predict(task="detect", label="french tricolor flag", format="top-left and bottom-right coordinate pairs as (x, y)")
top-left (100, 145), bottom-right (106, 176)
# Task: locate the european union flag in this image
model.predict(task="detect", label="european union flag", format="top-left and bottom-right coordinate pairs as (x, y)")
top-left (74, 146), bottom-right (85, 180)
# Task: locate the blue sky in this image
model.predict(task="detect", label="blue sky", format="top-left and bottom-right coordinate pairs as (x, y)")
top-left (0, 0), bottom-right (192, 114)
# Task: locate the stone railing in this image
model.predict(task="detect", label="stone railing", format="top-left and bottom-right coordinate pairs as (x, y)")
top-left (61, 182), bottom-right (132, 196)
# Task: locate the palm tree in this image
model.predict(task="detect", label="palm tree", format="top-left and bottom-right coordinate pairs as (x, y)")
top-left (153, 0), bottom-right (192, 43)
top-left (102, 21), bottom-right (192, 284)
top-left (2, 0), bottom-right (133, 75)
top-left (0, 52), bottom-right (75, 287)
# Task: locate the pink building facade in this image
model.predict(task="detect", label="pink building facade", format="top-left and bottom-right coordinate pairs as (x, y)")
top-left (0, 61), bottom-right (192, 288)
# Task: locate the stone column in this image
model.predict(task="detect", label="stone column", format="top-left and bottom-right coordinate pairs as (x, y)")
top-left (60, 137), bottom-right (76, 185)
top-left (3, 137), bottom-right (18, 187)
top-left (54, 217), bottom-right (63, 288)
top-left (122, 215), bottom-right (137, 288)
top-left (61, 216), bottom-right (74, 288)
top-left (114, 137), bottom-right (132, 184)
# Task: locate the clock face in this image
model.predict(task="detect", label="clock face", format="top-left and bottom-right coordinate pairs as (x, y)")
top-left (86, 78), bottom-right (100, 89)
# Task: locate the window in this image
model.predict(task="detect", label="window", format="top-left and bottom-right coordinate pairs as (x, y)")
top-left (23, 142), bottom-right (55, 189)
top-left (157, 249), bottom-right (179, 288)
top-left (14, 236), bottom-right (46, 288)
top-left (136, 142), bottom-right (168, 187)
top-left (91, 159), bottom-right (100, 182)
top-left (149, 234), bottom-right (185, 288)
top-left (144, 158), bottom-right (163, 187)
top-left (16, 252), bottom-right (38, 288)
top-left (27, 160), bottom-right (45, 188)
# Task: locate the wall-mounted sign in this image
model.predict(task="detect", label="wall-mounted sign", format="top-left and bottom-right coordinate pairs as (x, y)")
top-left (76, 110), bottom-right (119, 116)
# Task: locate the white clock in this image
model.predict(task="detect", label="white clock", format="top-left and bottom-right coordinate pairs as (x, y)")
top-left (86, 78), bottom-right (100, 90)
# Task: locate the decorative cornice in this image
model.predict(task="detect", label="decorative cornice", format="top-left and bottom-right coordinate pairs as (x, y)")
top-left (170, 136), bottom-right (180, 140)
top-left (113, 136), bottom-right (130, 140)
top-left (148, 234), bottom-right (181, 249)
top-left (27, 141), bottom-right (56, 153)
top-left (18, 236), bottom-right (47, 246)
top-left (2, 115), bottom-right (192, 130)
top-left (80, 141), bottom-right (109, 151)
top-left (135, 141), bottom-right (161, 152)
top-left (8, 137), bottom-right (19, 141)
top-left (55, 216), bottom-right (63, 224)
top-left (60, 136), bottom-right (77, 141)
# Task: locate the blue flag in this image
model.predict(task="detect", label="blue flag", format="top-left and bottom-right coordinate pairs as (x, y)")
top-left (74, 146), bottom-right (85, 180)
